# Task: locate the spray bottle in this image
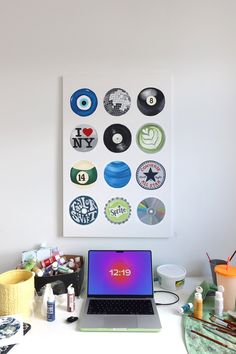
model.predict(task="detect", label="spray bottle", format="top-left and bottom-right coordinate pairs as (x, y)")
top-left (215, 285), bottom-right (224, 317)
top-left (67, 284), bottom-right (75, 312)
top-left (47, 285), bottom-right (55, 321)
top-left (193, 286), bottom-right (203, 319)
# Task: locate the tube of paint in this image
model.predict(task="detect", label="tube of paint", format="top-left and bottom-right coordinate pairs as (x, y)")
top-left (58, 265), bottom-right (74, 274)
top-left (177, 303), bottom-right (193, 314)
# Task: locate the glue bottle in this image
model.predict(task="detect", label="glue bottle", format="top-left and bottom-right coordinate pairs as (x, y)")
top-left (47, 285), bottom-right (55, 321)
top-left (215, 285), bottom-right (224, 317)
top-left (193, 286), bottom-right (203, 319)
top-left (67, 284), bottom-right (75, 312)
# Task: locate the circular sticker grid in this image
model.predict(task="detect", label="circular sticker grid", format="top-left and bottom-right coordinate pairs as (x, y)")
top-left (136, 160), bottom-right (166, 190)
top-left (104, 88), bottom-right (131, 116)
top-left (70, 88), bottom-right (98, 116)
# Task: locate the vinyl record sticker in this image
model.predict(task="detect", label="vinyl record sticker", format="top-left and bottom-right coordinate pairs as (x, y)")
top-left (70, 125), bottom-right (98, 152)
top-left (70, 88), bottom-right (98, 116)
top-left (103, 124), bottom-right (132, 153)
top-left (136, 123), bottom-right (165, 153)
top-left (137, 197), bottom-right (165, 225)
top-left (136, 160), bottom-right (166, 190)
top-left (104, 161), bottom-right (131, 188)
top-left (104, 197), bottom-right (131, 224)
top-left (137, 87), bottom-right (165, 116)
top-left (69, 196), bottom-right (98, 225)
top-left (103, 88), bottom-right (131, 116)
top-left (70, 161), bottom-right (97, 186)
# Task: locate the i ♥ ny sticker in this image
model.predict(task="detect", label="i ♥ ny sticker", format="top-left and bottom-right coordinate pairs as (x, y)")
top-left (70, 125), bottom-right (98, 152)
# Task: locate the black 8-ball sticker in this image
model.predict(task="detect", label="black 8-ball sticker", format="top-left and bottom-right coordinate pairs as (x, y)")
top-left (137, 87), bottom-right (165, 116)
top-left (136, 160), bottom-right (166, 190)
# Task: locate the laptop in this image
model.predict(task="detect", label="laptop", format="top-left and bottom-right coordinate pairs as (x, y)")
top-left (79, 250), bottom-right (161, 332)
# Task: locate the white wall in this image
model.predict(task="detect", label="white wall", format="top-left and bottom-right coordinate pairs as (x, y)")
top-left (0, 0), bottom-right (235, 276)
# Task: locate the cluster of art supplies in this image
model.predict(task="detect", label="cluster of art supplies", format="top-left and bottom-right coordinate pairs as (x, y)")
top-left (17, 243), bottom-right (81, 277)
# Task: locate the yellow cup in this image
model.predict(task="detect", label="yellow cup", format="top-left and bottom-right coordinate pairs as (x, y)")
top-left (214, 264), bottom-right (236, 311)
top-left (0, 269), bottom-right (34, 319)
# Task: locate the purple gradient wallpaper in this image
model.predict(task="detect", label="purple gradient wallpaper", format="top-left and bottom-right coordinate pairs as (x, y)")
top-left (87, 251), bottom-right (153, 296)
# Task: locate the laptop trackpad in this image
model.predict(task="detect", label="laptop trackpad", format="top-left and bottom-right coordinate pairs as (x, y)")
top-left (104, 316), bottom-right (138, 329)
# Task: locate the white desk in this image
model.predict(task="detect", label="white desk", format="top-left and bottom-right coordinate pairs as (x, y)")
top-left (10, 277), bottom-right (204, 354)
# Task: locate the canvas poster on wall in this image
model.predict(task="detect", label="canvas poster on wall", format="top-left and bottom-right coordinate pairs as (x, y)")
top-left (63, 73), bottom-right (171, 238)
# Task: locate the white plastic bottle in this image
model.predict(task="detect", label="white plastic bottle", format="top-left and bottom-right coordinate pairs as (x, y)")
top-left (215, 285), bottom-right (224, 317)
top-left (67, 284), bottom-right (75, 312)
top-left (47, 286), bottom-right (55, 321)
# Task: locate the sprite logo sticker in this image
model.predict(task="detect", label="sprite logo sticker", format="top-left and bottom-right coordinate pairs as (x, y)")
top-left (104, 198), bottom-right (131, 224)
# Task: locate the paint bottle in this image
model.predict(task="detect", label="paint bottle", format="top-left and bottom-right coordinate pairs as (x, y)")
top-left (32, 265), bottom-right (44, 277)
top-left (67, 284), bottom-right (75, 312)
top-left (51, 261), bottom-right (59, 276)
top-left (23, 259), bottom-right (36, 271)
top-left (193, 286), bottom-right (203, 319)
top-left (177, 302), bottom-right (193, 314)
top-left (58, 265), bottom-right (74, 274)
top-left (215, 285), bottom-right (224, 317)
top-left (41, 253), bottom-right (61, 268)
top-left (47, 286), bottom-right (55, 322)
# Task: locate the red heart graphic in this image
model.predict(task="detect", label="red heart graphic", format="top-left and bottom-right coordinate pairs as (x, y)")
top-left (83, 128), bottom-right (93, 137)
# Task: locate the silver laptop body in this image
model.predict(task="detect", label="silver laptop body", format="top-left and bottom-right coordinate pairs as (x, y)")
top-left (79, 250), bottom-right (161, 332)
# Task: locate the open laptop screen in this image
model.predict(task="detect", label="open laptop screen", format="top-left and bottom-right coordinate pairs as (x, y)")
top-left (87, 250), bottom-right (153, 297)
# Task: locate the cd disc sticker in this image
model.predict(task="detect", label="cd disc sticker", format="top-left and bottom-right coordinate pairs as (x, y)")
top-left (105, 198), bottom-right (131, 224)
top-left (104, 161), bottom-right (131, 188)
top-left (137, 87), bottom-right (165, 116)
top-left (70, 88), bottom-right (98, 116)
top-left (69, 196), bottom-right (98, 225)
top-left (104, 88), bottom-right (131, 116)
top-left (137, 123), bottom-right (165, 153)
top-left (136, 161), bottom-right (166, 190)
top-left (70, 125), bottom-right (98, 152)
top-left (70, 161), bottom-right (97, 186)
top-left (137, 197), bottom-right (165, 225)
top-left (103, 124), bottom-right (132, 153)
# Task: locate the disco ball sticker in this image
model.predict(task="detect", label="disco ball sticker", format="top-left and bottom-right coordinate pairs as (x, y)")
top-left (70, 161), bottom-right (97, 186)
top-left (70, 88), bottom-right (98, 116)
top-left (69, 196), bottom-right (98, 225)
top-left (137, 197), bottom-right (165, 225)
top-left (105, 198), bottom-right (131, 224)
top-left (103, 124), bottom-right (132, 153)
top-left (104, 161), bottom-right (131, 188)
top-left (103, 88), bottom-right (131, 116)
top-left (136, 123), bottom-right (165, 153)
top-left (70, 125), bottom-right (98, 152)
top-left (136, 160), bottom-right (166, 190)
top-left (137, 87), bottom-right (165, 116)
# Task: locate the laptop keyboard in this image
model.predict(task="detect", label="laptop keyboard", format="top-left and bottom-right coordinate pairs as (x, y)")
top-left (87, 299), bottom-right (154, 315)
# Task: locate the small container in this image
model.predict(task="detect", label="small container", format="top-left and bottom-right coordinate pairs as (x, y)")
top-left (193, 286), bottom-right (203, 319)
top-left (214, 264), bottom-right (236, 311)
top-left (67, 284), bottom-right (75, 312)
top-left (177, 303), bottom-right (193, 314)
top-left (156, 264), bottom-right (186, 291)
top-left (215, 286), bottom-right (224, 317)
top-left (47, 286), bottom-right (55, 322)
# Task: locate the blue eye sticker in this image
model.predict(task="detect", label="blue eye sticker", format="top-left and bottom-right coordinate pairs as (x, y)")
top-left (70, 88), bottom-right (98, 116)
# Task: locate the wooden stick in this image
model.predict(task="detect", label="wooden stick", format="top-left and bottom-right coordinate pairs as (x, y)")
top-left (191, 330), bottom-right (236, 352)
